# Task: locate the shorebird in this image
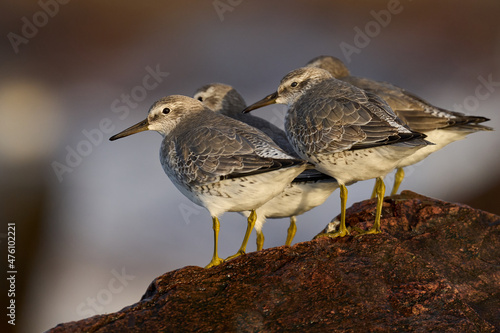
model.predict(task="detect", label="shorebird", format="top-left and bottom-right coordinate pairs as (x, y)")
top-left (194, 83), bottom-right (339, 249)
top-left (243, 67), bottom-right (430, 237)
top-left (109, 95), bottom-right (307, 268)
top-left (306, 55), bottom-right (492, 195)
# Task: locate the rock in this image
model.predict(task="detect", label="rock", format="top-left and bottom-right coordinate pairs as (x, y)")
top-left (48, 191), bottom-right (500, 332)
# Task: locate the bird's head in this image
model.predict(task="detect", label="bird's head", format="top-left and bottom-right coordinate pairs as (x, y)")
top-left (243, 67), bottom-right (333, 113)
top-left (193, 83), bottom-right (246, 116)
top-left (109, 95), bottom-right (205, 140)
top-left (305, 55), bottom-right (351, 79)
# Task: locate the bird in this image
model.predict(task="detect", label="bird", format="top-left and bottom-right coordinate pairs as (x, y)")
top-left (109, 95), bottom-right (307, 268)
top-left (306, 55), bottom-right (492, 195)
top-left (243, 67), bottom-right (431, 238)
top-left (193, 83), bottom-right (339, 250)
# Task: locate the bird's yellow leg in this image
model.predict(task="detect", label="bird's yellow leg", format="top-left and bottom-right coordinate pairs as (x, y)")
top-left (205, 216), bottom-right (224, 268)
top-left (226, 209), bottom-right (256, 261)
top-left (391, 168), bottom-right (405, 196)
top-left (315, 184), bottom-right (350, 239)
top-left (256, 230), bottom-right (264, 251)
top-left (359, 177), bottom-right (384, 235)
top-left (285, 216), bottom-right (297, 246)
top-left (370, 179), bottom-right (377, 199)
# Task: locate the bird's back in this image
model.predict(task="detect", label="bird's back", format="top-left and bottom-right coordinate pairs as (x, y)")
top-left (161, 109), bottom-right (305, 187)
top-left (344, 76), bottom-right (492, 133)
top-left (285, 78), bottom-right (426, 155)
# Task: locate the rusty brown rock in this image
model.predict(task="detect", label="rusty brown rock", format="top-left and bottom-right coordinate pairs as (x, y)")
top-left (49, 191), bottom-right (500, 332)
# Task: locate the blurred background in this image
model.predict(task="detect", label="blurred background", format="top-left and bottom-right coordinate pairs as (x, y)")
top-left (0, 1), bottom-right (499, 332)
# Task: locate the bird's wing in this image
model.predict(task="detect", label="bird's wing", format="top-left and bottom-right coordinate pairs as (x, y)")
top-left (286, 79), bottom-right (419, 155)
top-left (239, 114), bottom-right (299, 157)
top-left (345, 76), bottom-right (490, 132)
top-left (163, 122), bottom-right (304, 186)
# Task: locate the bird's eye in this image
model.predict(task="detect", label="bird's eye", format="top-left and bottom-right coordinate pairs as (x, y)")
top-left (162, 107), bottom-right (170, 114)
top-left (197, 97), bottom-right (203, 102)
top-left (291, 82), bottom-right (298, 87)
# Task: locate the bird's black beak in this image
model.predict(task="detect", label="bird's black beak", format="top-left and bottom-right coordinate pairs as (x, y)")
top-left (109, 118), bottom-right (149, 141)
top-left (242, 91), bottom-right (278, 113)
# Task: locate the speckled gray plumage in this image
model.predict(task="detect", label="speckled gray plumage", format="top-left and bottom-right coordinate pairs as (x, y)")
top-left (160, 104), bottom-right (305, 187)
top-left (194, 83), bottom-right (297, 157)
top-left (285, 77), bottom-right (427, 157)
top-left (306, 55), bottom-right (491, 133)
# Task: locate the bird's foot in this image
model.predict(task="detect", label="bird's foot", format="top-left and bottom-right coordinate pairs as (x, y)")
top-left (355, 226), bottom-right (381, 237)
top-left (225, 250), bottom-right (246, 261)
top-left (315, 226), bottom-right (351, 239)
top-left (205, 256), bottom-right (224, 269)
